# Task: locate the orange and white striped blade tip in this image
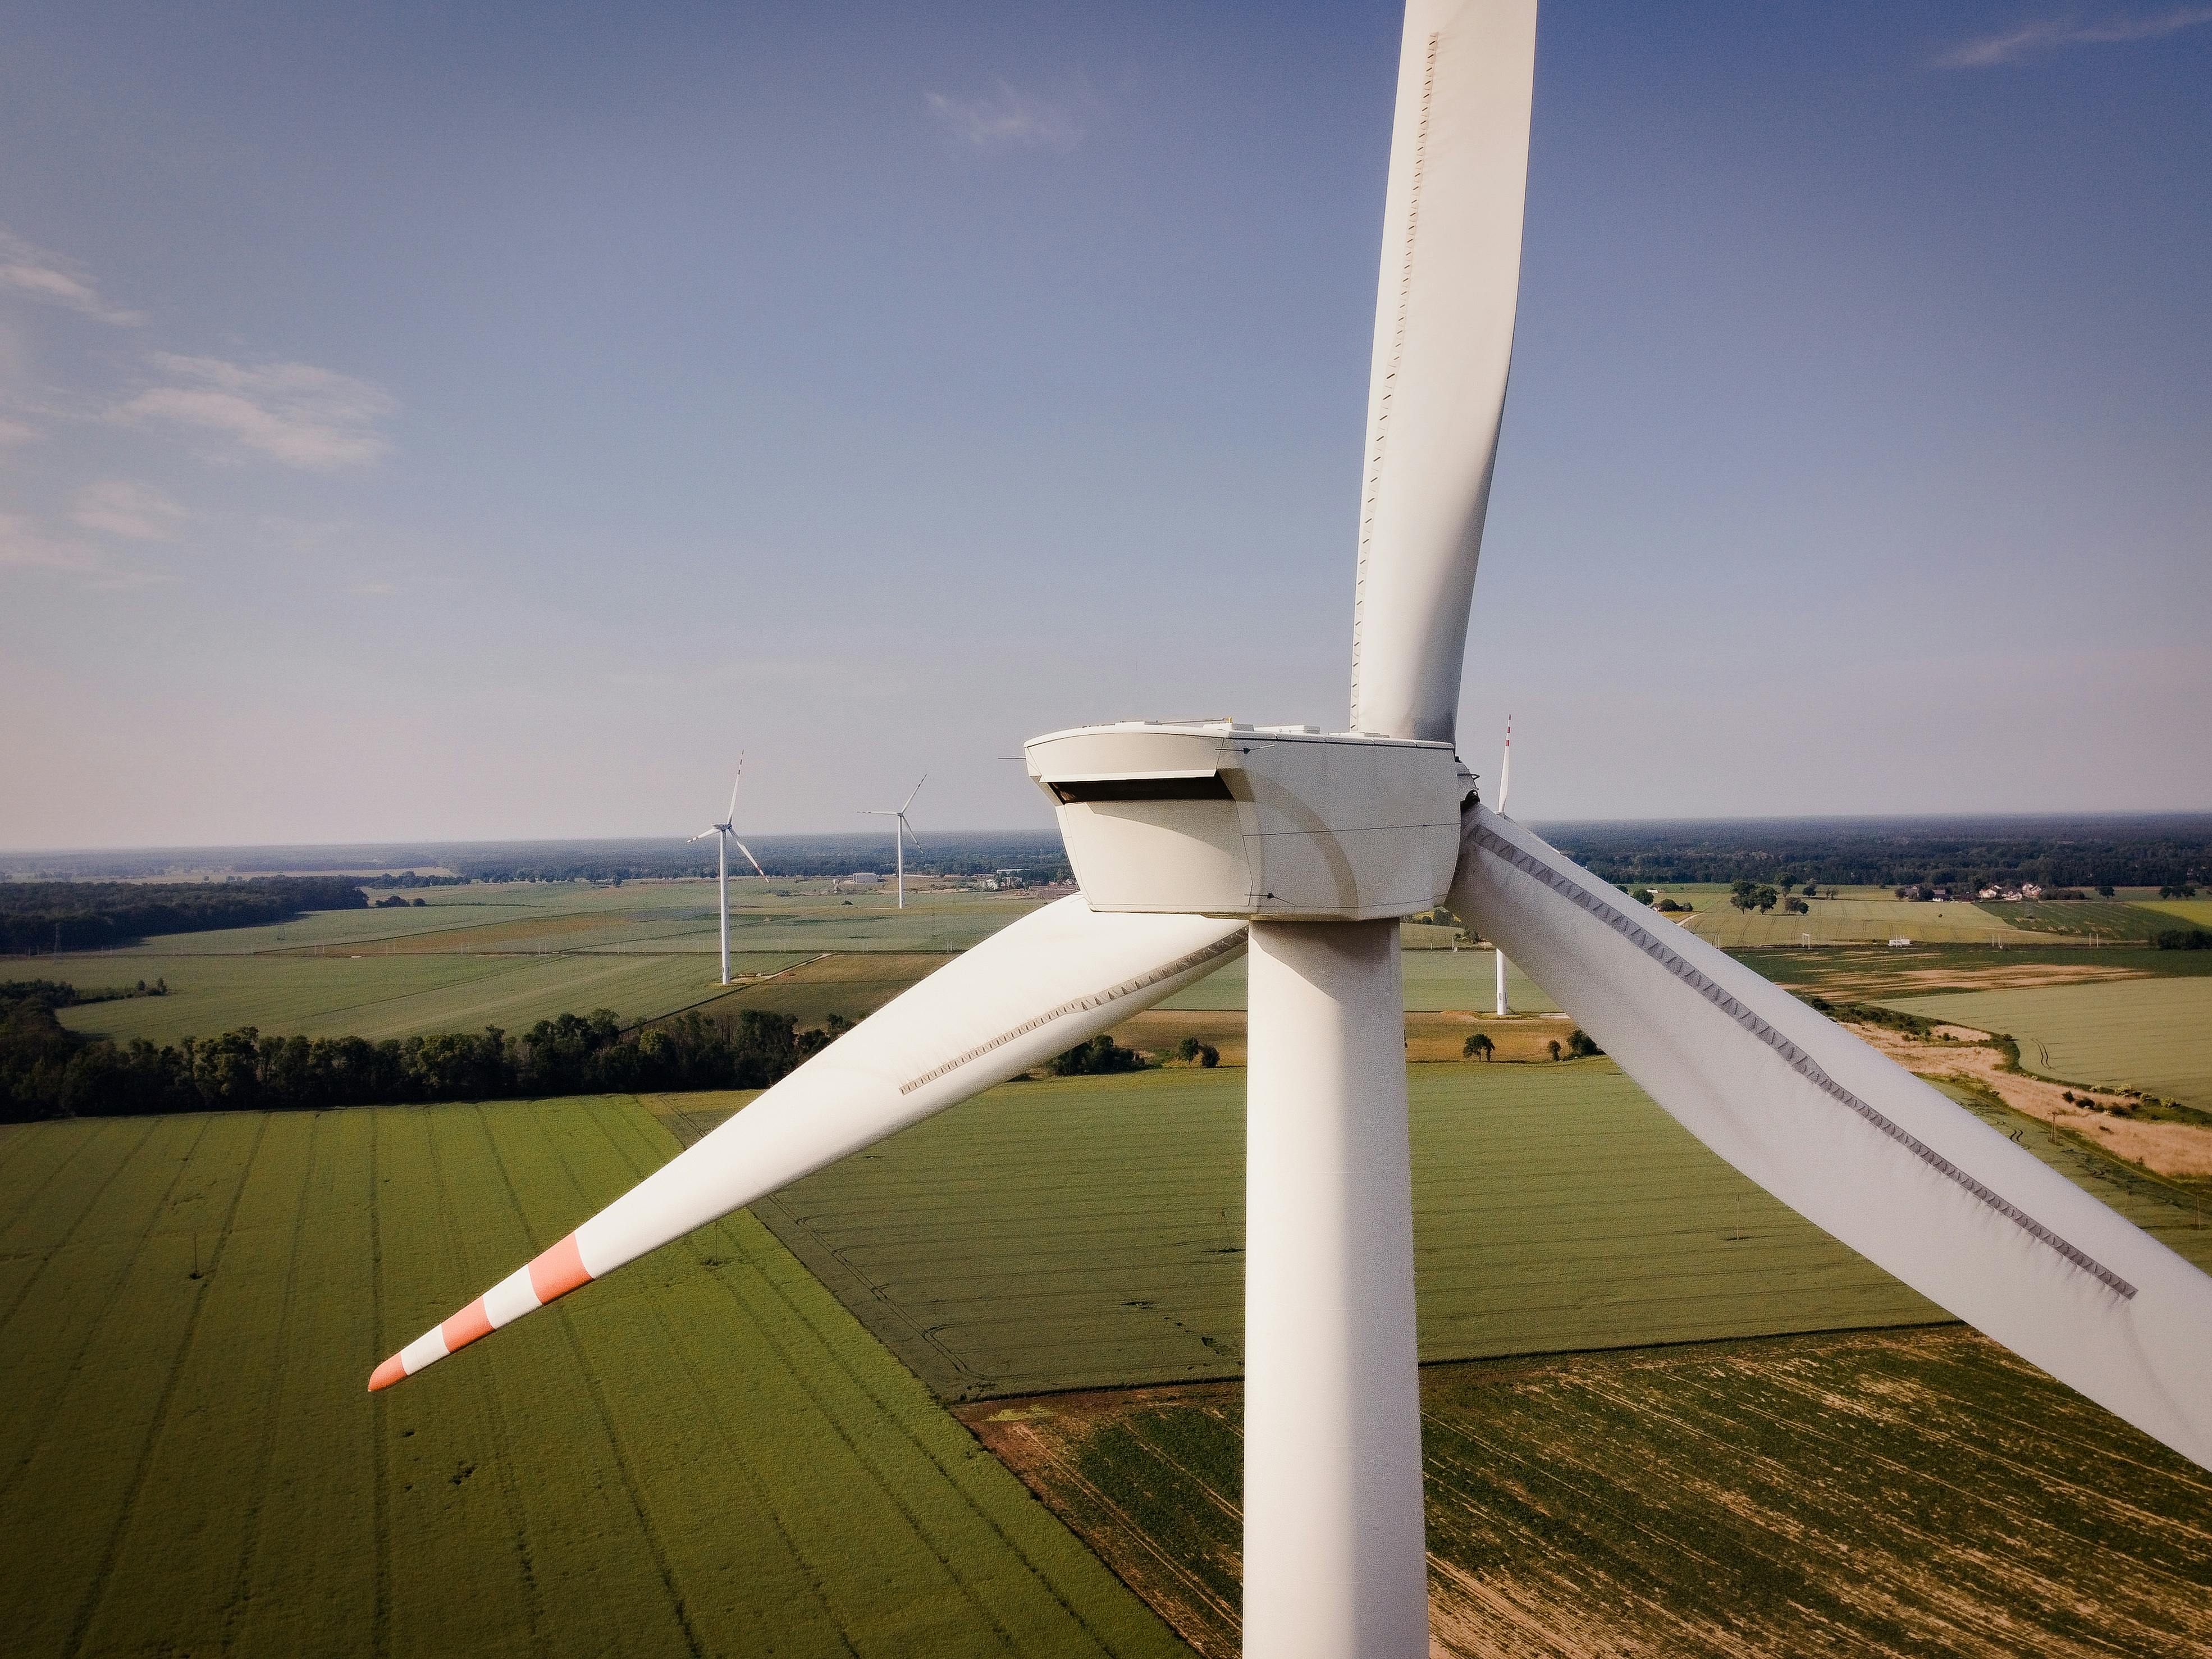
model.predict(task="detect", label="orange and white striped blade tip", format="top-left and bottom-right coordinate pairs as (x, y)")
top-left (367, 1233), bottom-right (593, 1391)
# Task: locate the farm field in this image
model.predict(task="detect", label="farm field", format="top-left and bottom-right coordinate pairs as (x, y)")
top-left (2141, 896), bottom-right (2212, 930)
top-left (1973, 898), bottom-right (2178, 942)
top-left (0, 1103), bottom-right (1190, 1659)
top-left (1886, 976), bottom-right (2212, 1113)
top-left (738, 1062), bottom-right (2212, 1401)
top-left (965, 1327), bottom-right (2212, 1658)
top-left (83, 879), bottom-right (1052, 959)
top-left (730, 1063), bottom-right (1961, 1401)
top-left (1683, 896), bottom-right (2046, 949)
top-left (50, 948), bottom-right (820, 1044)
top-left (1155, 949), bottom-right (1560, 1014)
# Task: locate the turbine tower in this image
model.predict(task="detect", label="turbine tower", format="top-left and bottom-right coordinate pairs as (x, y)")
top-left (863, 774), bottom-right (924, 910)
top-left (687, 757), bottom-right (763, 986)
top-left (1494, 717), bottom-right (1511, 1016)
top-left (372, 6), bottom-right (2212, 1654)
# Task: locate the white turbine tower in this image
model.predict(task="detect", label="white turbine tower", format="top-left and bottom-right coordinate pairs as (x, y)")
top-left (1494, 716), bottom-right (1511, 1016)
top-left (863, 774), bottom-right (925, 910)
top-left (688, 757), bottom-right (764, 986)
top-left (373, 4), bottom-right (2212, 1653)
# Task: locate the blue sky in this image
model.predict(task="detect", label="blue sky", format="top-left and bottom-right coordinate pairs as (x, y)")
top-left (3, 2), bottom-right (2207, 846)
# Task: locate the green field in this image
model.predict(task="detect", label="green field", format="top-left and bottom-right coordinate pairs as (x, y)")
top-left (1973, 898), bottom-right (2179, 942)
top-left (741, 1062), bottom-right (2212, 1403)
top-left (2140, 897), bottom-right (2212, 931)
top-left (0, 1104), bottom-right (1190, 1658)
top-left (734, 1064), bottom-right (1946, 1400)
top-left (51, 949), bottom-right (820, 1045)
top-left (971, 1328), bottom-right (2212, 1658)
top-left (75, 879), bottom-right (1052, 959)
top-left (1156, 950), bottom-right (1560, 1014)
top-left (1887, 977), bottom-right (2212, 1111)
top-left (1683, 897), bottom-right (2048, 949)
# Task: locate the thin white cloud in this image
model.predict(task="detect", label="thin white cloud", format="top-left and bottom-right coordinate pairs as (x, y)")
top-left (0, 512), bottom-right (100, 573)
top-left (0, 227), bottom-right (145, 326)
top-left (70, 480), bottom-right (189, 542)
top-left (1937, 7), bottom-right (2212, 66)
top-left (925, 83), bottom-right (1088, 152)
top-left (114, 353), bottom-right (395, 470)
top-left (0, 416), bottom-right (36, 446)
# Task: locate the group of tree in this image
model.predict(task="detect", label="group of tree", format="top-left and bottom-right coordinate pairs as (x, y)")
top-left (1551, 816), bottom-right (2211, 895)
top-left (2156, 929), bottom-right (2212, 952)
top-left (1463, 1028), bottom-right (1600, 1062)
top-left (1046, 1034), bottom-right (1148, 1076)
top-left (0, 980), bottom-right (852, 1123)
top-left (1, 877), bottom-right (368, 954)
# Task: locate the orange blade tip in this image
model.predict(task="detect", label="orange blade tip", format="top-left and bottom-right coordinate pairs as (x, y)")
top-left (368, 1354), bottom-right (408, 1393)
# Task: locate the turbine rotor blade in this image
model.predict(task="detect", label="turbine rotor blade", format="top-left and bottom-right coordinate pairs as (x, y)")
top-left (686, 829), bottom-right (718, 843)
top-left (1347, 0), bottom-right (1536, 746)
top-left (732, 838), bottom-right (766, 878)
top-left (902, 773), bottom-right (926, 813)
top-left (726, 756), bottom-right (744, 826)
top-left (1448, 805), bottom-right (2212, 1471)
top-left (369, 897), bottom-right (1246, 1392)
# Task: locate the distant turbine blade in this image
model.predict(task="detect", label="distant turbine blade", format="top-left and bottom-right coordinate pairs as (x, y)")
top-left (1347, 0), bottom-right (1537, 746)
top-left (368, 898), bottom-right (1247, 1392)
top-left (726, 756), bottom-right (744, 826)
top-left (732, 838), bottom-right (765, 878)
top-left (1448, 804), bottom-right (2212, 1473)
top-left (901, 773), bottom-right (926, 813)
top-left (897, 816), bottom-right (922, 852)
top-left (686, 829), bottom-right (719, 843)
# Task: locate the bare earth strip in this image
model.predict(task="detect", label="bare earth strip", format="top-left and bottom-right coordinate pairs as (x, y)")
top-left (1852, 1022), bottom-right (2212, 1181)
top-left (962, 1328), bottom-right (2212, 1659)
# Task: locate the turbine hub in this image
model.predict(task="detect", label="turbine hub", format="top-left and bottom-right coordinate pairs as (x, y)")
top-left (1025, 720), bottom-right (1469, 921)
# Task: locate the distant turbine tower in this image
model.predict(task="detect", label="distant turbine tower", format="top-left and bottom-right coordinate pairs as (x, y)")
top-left (1495, 717), bottom-right (1512, 1017)
top-left (863, 774), bottom-right (925, 910)
top-left (688, 757), bottom-right (764, 986)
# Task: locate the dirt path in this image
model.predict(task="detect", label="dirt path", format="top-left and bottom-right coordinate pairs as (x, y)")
top-left (1851, 1022), bottom-right (2212, 1181)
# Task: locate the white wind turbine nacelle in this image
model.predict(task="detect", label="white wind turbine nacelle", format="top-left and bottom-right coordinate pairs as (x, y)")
top-left (372, 5), bottom-right (2212, 1655)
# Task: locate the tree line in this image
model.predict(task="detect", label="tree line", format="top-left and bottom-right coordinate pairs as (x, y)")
top-left (0, 980), bottom-right (849, 1123)
top-left (1, 877), bottom-right (368, 954)
top-left (1553, 817), bottom-right (2211, 895)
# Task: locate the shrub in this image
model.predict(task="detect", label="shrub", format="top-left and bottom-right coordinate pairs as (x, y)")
top-left (1463, 1032), bottom-right (1495, 1062)
top-left (1566, 1029), bottom-right (1603, 1059)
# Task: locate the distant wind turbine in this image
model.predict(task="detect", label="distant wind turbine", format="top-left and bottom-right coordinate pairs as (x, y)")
top-left (863, 775), bottom-right (925, 910)
top-left (1495, 718), bottom-right (1511, 1016)
top-left (688, 757), bottom-right (764, 985)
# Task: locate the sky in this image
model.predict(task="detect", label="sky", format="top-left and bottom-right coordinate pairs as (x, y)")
top-left (2, 1), bottom-right (2208, 847)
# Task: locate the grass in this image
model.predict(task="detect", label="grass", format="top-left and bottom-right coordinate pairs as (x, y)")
top-left (1155, 950), bottom-right (1560, 1014)
top-left (45, 879), bottom-right (1050, 959)
top-left (1734, 942), bottom-right (2212, 999)
top-left (2140, 897), bottom-right (2212, 930)
top-left (965, 1327), bottom-right (2212, 1658)
top-left (50, 949), bottom-right (819, 1044)
top-left (1973, 898), bottom-right (2178, 942)
top-left (730, 1063), bottom-right (1950, 1402)
top-left (1885, 977), bottom-right (2212, 1112)
top-left (1683, 897), bottom-right (2047, 949)
top-left (0, 1103), bottom-right (1192, 1658)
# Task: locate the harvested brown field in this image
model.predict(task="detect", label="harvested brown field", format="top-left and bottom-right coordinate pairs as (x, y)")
top-left (963, 1327), bottom-right (2212, 1658)
top-left (1854, 1021), bottom-right (2212, 1182)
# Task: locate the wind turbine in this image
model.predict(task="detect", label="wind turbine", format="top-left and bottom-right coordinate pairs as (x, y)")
top-left (687, 757), bottom-right (763, 986)
top-left (863, 774), bottom-right (924, 909)
top-left (1494, 717), bottom-right (1511, 1016)
top-left (371, 5), bottom-right (2212, 1655)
